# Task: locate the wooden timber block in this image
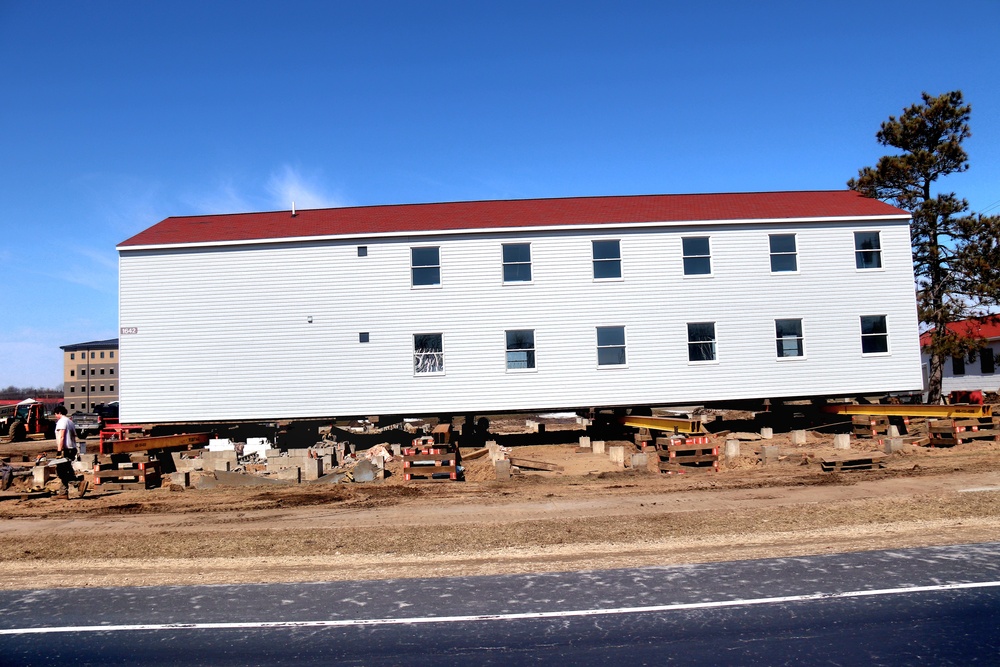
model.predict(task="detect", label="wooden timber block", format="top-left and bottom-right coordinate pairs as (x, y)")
top-left (820, 453), bottom-right (886, 472)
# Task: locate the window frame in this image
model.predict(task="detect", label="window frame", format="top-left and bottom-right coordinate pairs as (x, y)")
top-left (410, 246), bottom-right (442, 288)
top-left (504, 329), bottom-right (536, 372)
top-left (952, 354), bottom-right (966, 376)
top-left (775, 318), bottom-right (805, 359)
top-left (981, 347), bottom-right (996, 375)
top-left (592, 239), bottom-right (623, 281)
top-left (687, 322), bottom-right (718, 363)
top-left (769, 234), bottom-right (798, 273)
top-left (501, 243), bottom-right (533, 284)
top-left (596, 325), bottom-right (627, 367)
top-left (682, 236), bottom-right (713, 277)
top-left (413, 333), bottom-right (445, 375)
top-left (854, 231), bottom-right (883, 270)
top-left (860, 315), bottom-right (890, 355)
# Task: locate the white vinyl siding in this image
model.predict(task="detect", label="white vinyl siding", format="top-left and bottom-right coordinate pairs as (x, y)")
top-left (118, 219), bottom-right (922, 423)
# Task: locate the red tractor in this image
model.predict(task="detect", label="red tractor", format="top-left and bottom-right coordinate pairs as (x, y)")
top-left (0, 400), bottom-right (56, 442)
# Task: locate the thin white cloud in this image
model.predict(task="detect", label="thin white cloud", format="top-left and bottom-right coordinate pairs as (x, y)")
top-left (265, 165), bottom-right (346, 210)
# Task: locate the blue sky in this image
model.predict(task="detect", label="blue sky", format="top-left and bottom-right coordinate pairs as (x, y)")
top-left (1, 0), bottom-right (999, 388)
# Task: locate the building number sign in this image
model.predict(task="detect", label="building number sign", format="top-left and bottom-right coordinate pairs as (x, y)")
top-left (120, 327), bottom-right (138, 335)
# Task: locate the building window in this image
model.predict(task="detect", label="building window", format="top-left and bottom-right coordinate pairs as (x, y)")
top-left (414, 333), bottom-right (444, 374)
top-left (110, 368), bottom-right (115, 375)
top-left (855, 231), bottom-right (882, 269)
top-left (687, 322), bottom-right (717, 362)
top-left (952, 355), bottom-right (965, 375)
top-left (359, 332), bottom-right (369, 343)
top-left (91, 369), bottom-right (96, 375)
top-left (91, 352), bottom-right (95, 359)
top-left (775, 319), bottom-right (804, 357)
top-left (502, 243), bottom-right (532, 283)
top-left (411, 247), bottom-right (441, 287)
top-left (110, 385), bottom-right (114, 392)
top-left (91, 386), bottom-right (96, 392)
top-left (592, 240), bottom-right (622, 279)
top-left (860, 315), bottom-right (889, 354)
top-left (596, 326), bottom-right (626, 366)
top-left (100, 351), bottom-right (105, 359)
top-left (110, 351), bottom-right (115, 359)
top-left (358, 246), bottom-right (368, 257)
top-left (682, 237), bottom-right (712, 275)
top-left (70, 353), bottom-right (75, 360)
top-left (70, 370), bottom-right (75, 377)
top-left (69, 403), bottom-right (74, 410)
top-left (100, 385), bottom-right (105, 392)
top-left (505, 330), bottom-right (536, 370)
top-left (100, 369), bottom-right (105, 375)
top-left (981, 348), bottom-right (995, 375)
top-left (769, 234), bottom-right (797, 272)
top-left (70, 386), bottom-right (75, 393)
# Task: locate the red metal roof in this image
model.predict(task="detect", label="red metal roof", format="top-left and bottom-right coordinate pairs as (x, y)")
top-left (118, 190), bottom-right (909, 248)
top-left (919, 317), bottom-right (1000, 347)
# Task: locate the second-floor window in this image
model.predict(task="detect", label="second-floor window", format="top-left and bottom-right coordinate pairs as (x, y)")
top-left (769, 234), bottom-right (797, 272)
top-left (502, 243), bottom-right (532, 283)
top-left (411, 247), bottom-right (441, 286)
top-left (592, 240), bottom-right (621, 279)
top-left (855, 231), bottom-right (882, 269)
top-left (682, 237), bottom-right (712, 275)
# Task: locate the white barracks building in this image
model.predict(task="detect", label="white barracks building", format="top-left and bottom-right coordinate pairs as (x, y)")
top-left (117, 191), bottom-right (922, 424)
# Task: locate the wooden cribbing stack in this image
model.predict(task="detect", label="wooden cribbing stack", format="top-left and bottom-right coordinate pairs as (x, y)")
top-left (403, 436), bottom-right (462, 481)
top-left (92, 456), bottom-right (162, 490)
top-left (655, 435), bottom-right (718, 473)
top-left (852, 415), bottom-right (890, 440)
top-left (926, 417), bottom-right (1000, 447)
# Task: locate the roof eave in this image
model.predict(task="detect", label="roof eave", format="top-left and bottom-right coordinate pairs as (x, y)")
top-left (116, 213), bottom-right (913, 253)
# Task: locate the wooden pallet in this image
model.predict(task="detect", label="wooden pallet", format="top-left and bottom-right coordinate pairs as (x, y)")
top-left (852, 415), bottom-right (890, 439)
top-left (402, 441), bottom-right (461, 481)
top-left (820, 453), bottom-right (886, 472)
top-left (92, 460), bottom-right (161, 489)
top-left (655, 436), bottom-right (718, 473)
top-left (926, 418), bottom-right (999, 447)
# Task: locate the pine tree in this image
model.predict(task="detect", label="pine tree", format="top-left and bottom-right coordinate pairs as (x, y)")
top-left (849, 91), bottom-right (1000, 402)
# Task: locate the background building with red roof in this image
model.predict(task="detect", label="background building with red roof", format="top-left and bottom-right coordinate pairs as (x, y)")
top-left (919, 317), bottom-right (1000, 396)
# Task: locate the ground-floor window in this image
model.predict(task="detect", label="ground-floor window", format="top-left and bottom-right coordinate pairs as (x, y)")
top-left (414, 333), bottom-right (444, 374)
top-left (687, 322), bottom-right (717, 362)
top-left (596, 326), bottom-right (626, 366)
top-left (860, 315), bottom-right (889, 354)
top-left (505, 330), bottom-right (536, 370)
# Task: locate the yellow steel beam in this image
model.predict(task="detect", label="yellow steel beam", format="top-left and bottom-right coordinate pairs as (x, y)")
top-left (822, 404), bottom-right (992, 419)
top-left (620, 415), bottom-right (707, 434)
top-left (100, 432), bottom-right (210, 455)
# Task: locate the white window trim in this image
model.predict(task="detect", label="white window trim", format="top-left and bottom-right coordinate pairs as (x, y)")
top-left (592, 239), bottom-right (624, 282)
top-left (774, 317), bottom-right (807, 361)
top-left (596, 325), bottom-right (628, 369)
top-left (504, 329), bottom-right (538, 373)
top-left (411, 246), bottom-right (443, 289)
top-left (686, 321), bottom-right (720, 365)
top-left (860, 314), bottom-right (892, 357)
top-left (413, 333), bottom-right (446, 376)
top-left (681, 236), bottom-right (714, 278)
top-left (853, 230), bottom-right (885, 273)
top-left (501, 242), bottom-right (534, 286)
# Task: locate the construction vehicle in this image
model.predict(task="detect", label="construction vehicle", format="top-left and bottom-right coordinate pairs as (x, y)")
top-left (0, 399), bottom-right (56, 442)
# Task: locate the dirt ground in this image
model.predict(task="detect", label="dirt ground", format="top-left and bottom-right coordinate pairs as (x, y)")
top-left (2, 417), bottom-right (999, 591)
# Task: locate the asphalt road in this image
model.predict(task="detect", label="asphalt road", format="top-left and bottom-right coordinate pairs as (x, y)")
top-left (1, 543), bottom-right (999, 666)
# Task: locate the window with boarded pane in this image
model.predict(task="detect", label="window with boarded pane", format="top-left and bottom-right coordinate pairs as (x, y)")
top-left (860, 315), bottom-right (889, 354)
top-left (411, 247), bottom-right (441, 286)
top-left (502, 243), bottom-right (532, 283)
top-left (592, 240), bottom-right (621, 279)
top-left (855, 231), bottom-right (882, 269)
top-left (769, 234), bottom-right (797, 272)
top-left (981, 348), bottom-right (996, 375)
top-left (682, 237), bottom-right (711, 275)
top-left (775, 319), bottom-right (804, 357)
top-left (596, 326), bottom-right (626, 366)
top-left (413, 333), bottom-right (444, 374)
top-left (505, 330), bottom-right (535, 370)
top-left (687, 322), bottom-right (717, 361)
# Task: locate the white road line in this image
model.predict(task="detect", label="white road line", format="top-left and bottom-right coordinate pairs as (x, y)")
top-left (2, 580), bottom-right (999, 636)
